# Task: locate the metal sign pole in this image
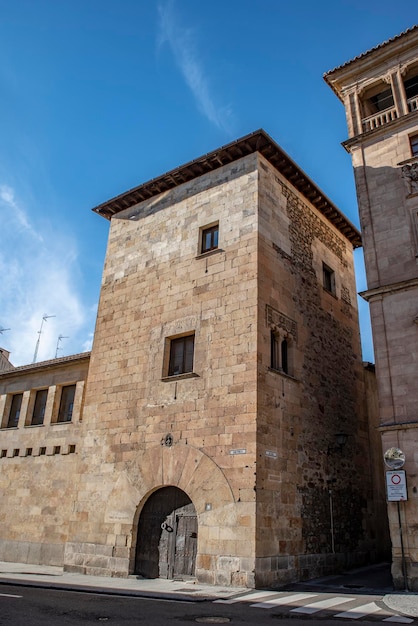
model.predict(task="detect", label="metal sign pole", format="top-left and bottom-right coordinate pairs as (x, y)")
top-left (397, 501), bottom-right (409, 591)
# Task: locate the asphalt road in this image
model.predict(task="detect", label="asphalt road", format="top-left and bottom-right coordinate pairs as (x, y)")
top-left (1, 582), bottom-right (413, 626)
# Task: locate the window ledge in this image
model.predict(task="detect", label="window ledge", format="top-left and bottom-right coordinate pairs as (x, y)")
top-left (161, 372), bottom-right (200, 382)
top-left (0, 426), bottom-right (18, 431)
top-left (323, 287), bottom-right (338, 299)
top-left (51, 421), bottom-right (73, 426)
top-left (268, 367), bottom-right (299, 382)
top-left (195, 248), bottom-right (223, 260)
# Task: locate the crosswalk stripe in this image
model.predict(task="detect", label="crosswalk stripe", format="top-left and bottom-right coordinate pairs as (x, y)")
top-left (251, 592), bottom-right (318, 608)
top-left (335, 602), bottom-right (383, 619)
top-left (291, 596), bottom-right (355, 614)
top-left (214, 590), bottom-right (279, 604)
top-left (383, 617), bottom-right (414, 624)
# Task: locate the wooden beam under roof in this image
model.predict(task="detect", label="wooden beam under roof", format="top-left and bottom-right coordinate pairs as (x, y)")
top-left (92, 129), bottom-right (361, 248)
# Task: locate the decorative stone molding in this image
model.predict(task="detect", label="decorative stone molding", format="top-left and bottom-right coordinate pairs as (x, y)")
top-left (266, 305), bottom-right (297, 341)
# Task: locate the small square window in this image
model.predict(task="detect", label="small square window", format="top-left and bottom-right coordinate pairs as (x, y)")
top-left (57, 385), bottom-right (76, 422)
top-left (13, 449), bottom-right (19, 457)
top-left (53, 446), bottom-right (61, 455)
top-left (1, 450), bottom-right (7, 458)
top-left (201, 224), bottom-right (219, 254)
top-left (168, 335), bottom-right (195, 376)
top-left (68, 444), bottom-right (76, 454)
top-left (26, 448), bottom-right (33, 457)
top-left (410, 134), bottom-right (418, 157)
top-left (39, 447), bottom-right (46, 456)
top-left (323, 263), bottom-right (336, 295)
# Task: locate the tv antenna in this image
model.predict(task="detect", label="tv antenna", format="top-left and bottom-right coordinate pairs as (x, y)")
top-left (33, 314), bottom-right (56, 363)
top-left (55, 335), bottom-right (69, 359)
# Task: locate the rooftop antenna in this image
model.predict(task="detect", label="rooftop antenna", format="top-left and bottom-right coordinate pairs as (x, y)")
top-left (33, 314), bottom-right (56, 363)
top-left (55, 334), bottom-right (69, 359)
top-left (0, 327), bottom-right (10, 335)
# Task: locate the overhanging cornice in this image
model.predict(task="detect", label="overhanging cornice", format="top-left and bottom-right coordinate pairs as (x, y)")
top-left (92, 129), bottom-right (361, 248)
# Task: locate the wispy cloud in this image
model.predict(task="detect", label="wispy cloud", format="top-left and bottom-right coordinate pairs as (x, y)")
top-left (157, 0), bottom-right (233, 132)
top-left (0, 185), bottom-right (95, 366)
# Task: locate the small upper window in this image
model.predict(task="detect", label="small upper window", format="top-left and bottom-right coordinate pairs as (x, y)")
top-left (31, 389), bottom-right (48, 426)
top-left (57, 385), bottom-right (76, 423)
top-left (323, 263), bottom-right (336, 295)
top-left (168, 335), bottom-right (195, 376)
top-left (201, 224), bottom-right (219, 254)
top-left (410, 134), bottom-right (418, 157)
top-left (7, 394), bottom-right (23, 428)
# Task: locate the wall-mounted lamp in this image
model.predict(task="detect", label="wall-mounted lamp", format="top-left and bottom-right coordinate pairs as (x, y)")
top-left (327, 432), bottom-right (348, 455)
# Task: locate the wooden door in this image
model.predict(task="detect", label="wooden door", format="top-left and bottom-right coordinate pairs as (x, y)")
top-left (135, 487), bottom-right (197, 579)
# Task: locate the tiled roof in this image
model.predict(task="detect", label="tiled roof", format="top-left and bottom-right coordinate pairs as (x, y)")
top-left (0, 351), bottom-right (90, 377)
top-left (324, 25), bottom-right (418, 77)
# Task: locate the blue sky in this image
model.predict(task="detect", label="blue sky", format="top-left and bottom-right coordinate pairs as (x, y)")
top-left (0, 1), bottom-right (413, 366)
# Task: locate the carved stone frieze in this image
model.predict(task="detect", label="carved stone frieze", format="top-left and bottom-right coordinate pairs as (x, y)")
top-left (401, 162), bottom-right (418, 195)
top-left (266, 305), bottom-right (297, 341)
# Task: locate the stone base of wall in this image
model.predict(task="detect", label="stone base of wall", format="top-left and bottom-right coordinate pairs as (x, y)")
top-left (196, 555), bottom-right (256, 588)
top-left (392, 558), bottom-right (418, 592)
top-left (255, 551), bottom-right (374, 588)
top-left (0, 539), bottom-right (63, 567)
top-left (63, 542), bottom-right (130, 578)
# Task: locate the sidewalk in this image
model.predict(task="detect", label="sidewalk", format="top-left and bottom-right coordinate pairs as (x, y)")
top-left (0, 561), bottom-right (245, 602)
top-left (0, 561), bottom-right (417, 617)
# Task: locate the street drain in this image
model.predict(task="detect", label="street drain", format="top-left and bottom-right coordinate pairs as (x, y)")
top-left (195, 619), bottom-right (231, 624)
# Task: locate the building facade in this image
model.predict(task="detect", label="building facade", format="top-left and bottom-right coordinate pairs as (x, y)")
top-left (325, 26), bottom-right (418, 590)
top-left (0, 353), bottom-right (89, 565)
top-left (0, 131), bottom-right (389, 587)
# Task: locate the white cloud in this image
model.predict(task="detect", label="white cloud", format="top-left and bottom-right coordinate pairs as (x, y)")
top-left (0, 185), bottom-right (95, 366)
top-left (157, 1), bottom-right (233, 132)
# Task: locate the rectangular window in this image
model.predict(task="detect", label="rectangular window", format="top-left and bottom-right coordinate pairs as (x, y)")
top-left (323, 263), bottom-right (336, 295)
top-left (201, 224), bottom-right (219, 253)
top-left (31, 389), bottom-right (48, 426)
top-left (410, 134), bottom-right (418, 157)
top-left (168, 335), bottom-right (195, 376)
top-left (1, 450), bottom-right (7, 458)
top-left (39, 447), bottom-right (46, 456)
top-left (57, 384), bottom-right (76, 422)
top-left (7, 394), bottom-right (23, 428)
top-left (26, 448), bottom-right (33, 457)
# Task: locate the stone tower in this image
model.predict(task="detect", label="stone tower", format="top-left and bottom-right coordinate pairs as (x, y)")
top-left (62, 130), bottom-right (386, 587)
top-left (325, 26), bottom-right (418, 590)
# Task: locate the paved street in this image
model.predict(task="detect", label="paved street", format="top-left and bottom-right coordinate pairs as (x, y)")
top-left (215, 588), bottom-right (415, 622)
top-left (0, 582), bottom-right (417, 626)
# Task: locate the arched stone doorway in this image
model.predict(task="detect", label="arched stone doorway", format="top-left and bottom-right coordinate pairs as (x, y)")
top-left (134, 486), bottom-right (197, 579)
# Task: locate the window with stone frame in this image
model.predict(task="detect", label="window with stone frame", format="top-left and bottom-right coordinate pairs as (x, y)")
top-left (6, 393), bottom-right (23, 428)
top-left (266, 305), bottom-right (297, 378)
top-left (168, 334), bottom-right (195, 377)
top-left (31, 389), bottom-right (48, 426)
top-left (201, 224), bottom-right (219, 254)
top-left (271, 331), bottom-right (290, 375)
top-left (410, 134), bottom-right (418, 157)
top-left (323, 262), bottom-right (336, 295)
top-left (57, 384), bottom-right (76, 423)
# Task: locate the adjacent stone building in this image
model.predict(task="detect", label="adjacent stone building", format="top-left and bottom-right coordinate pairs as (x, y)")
top-left (0, 353), bottom-right (89, 565)
top-left (325, 25), bottom-right (418, 590)
top-left (0, 130), bottom-right (389, 587)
